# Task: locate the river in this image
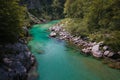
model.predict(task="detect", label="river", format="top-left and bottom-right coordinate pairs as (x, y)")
top-left (28, 20), bottom-right (120, 80)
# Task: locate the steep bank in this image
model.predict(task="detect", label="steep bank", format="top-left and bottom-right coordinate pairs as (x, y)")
top-left (0, 26), bottom-right (37, 80)
top-left (0, 39), bottom-right (36, 80)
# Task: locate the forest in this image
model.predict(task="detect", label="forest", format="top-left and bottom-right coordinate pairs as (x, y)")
top-left (0, 0), bottom-right (120, 51)
top-left (63, 0), bottom-right (120, 51)
top-left (0, 0), bottom-right (120, 80)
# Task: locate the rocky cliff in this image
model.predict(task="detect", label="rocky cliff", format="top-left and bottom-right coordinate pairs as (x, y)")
top-left (0, 27), bottom-right (37, 80)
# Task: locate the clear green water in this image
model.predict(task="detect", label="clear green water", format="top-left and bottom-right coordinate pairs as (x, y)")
top-left (28, 20), bottom-right (120, 80)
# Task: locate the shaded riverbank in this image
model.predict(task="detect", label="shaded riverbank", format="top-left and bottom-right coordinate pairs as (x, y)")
top-left (0, 39), bottom-right (36, 80)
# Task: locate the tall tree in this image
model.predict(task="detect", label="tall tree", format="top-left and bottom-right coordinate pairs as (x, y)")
top-left (0, 0), bottom-right (26, 43)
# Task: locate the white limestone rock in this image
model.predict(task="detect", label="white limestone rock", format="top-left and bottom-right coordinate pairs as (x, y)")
top-left (104, 51), bottom-right (110, 56)
top-left (103, 46), bottom-right (109, 50)
top-left (92, 44), bottom-right (103, 57)
top-left (108, 52), bottom-right (114, 57)
top-left (50, 32), bottom-right (57, 37)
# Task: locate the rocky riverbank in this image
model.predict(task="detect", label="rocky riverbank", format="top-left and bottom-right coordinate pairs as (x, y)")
top-left (49, 24), bottom-right (120, 69)
top-left (0, 26), bottom-right (37, 80)
top-left (0, 38), bottom-right (36, 80)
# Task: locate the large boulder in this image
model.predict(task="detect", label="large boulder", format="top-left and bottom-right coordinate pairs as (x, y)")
top-left (108, 52), bottom-right (114, 57)
top-left (49, 26), bottom-right (61, 32)
top-left (103, 46), bottom-right (109, 50)
top-left (82, 48), bottom-right (91, 54)
top-left (118, 51), bottom-right (120, 55)
top-left (91, 44), bottom-right (103, 58)
top-left (50, 32), bottom-right (57, 37)
top-left (104, 51), bottom-right (110, 56)
top-left (49, 27), bottom-right (55, 31)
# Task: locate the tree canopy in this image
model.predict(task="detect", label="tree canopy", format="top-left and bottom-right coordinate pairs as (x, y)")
top-left (63, 0), bottom-right (120, 51)
top-left (0, 0), bottom-right (26, 43)
top-left (27, 0), bottom-right (65, 20)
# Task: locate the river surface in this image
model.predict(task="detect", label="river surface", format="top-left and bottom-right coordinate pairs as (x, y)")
top-left (28, 20), bottom-right (120, 80)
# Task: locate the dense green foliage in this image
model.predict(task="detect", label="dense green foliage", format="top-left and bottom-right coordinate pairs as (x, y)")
top-left (0, 0), bottom-right (26, 43)
top-left (27, 0), bottom-right (65, 20)
top-left (0, 0), bottom-right (119, 51)
top-left (63, 0), bottom-right (120, 51)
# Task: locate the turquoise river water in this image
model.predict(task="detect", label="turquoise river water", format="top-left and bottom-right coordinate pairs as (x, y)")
top-left (28, 20), bottom-right (120, 80)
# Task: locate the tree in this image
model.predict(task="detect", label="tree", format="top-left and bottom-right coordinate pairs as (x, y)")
top-left (63, 0), bottom-right (120, 51)
top-left (64, 0), bottom-right (74, 17)
top-left (0, 0), bottom-right (26, 44)
top-left (51, 0), bottom-right (65, 19)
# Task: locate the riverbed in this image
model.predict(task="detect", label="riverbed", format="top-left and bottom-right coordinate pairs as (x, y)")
top-left (28, 20), bottom-right (120, 80)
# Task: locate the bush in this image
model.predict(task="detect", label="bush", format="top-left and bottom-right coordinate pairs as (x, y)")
top-left (105, 31), bottom-right (120, 51)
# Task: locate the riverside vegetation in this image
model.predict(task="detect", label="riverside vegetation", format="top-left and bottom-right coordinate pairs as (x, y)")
top-left (0, 0), bottom-right (36, 80)
top-left (62, 0), bottom-right (120, 69)
top-left (49, 0), bottom-right (120, 69)
top-left (0, 0), bottom-right (120, 80)
top-left (24, 0), bottom-right (120, 53)
top-left (63, 0), bottom-right (120, 52)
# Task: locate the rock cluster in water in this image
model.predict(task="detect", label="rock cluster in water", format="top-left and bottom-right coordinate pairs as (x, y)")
top-left (49, 24), bottom-right (120, 69)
